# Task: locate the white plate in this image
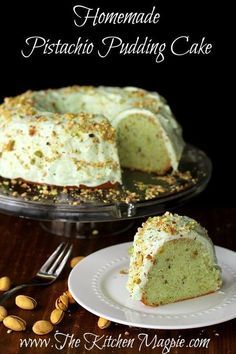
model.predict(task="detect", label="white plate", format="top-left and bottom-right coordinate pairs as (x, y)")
top-left (68, 242), bottom-right (236, 329)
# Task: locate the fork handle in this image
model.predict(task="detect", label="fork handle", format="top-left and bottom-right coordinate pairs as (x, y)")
top-left (0, 283), bottom-right (36, 304)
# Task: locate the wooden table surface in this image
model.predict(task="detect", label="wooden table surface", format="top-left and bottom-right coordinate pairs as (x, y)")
top-left (0, 207), bottom-right (235, 354)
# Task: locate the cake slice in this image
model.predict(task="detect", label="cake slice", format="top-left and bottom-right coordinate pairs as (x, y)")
top-left (127, 212), bottom-right (222, 306)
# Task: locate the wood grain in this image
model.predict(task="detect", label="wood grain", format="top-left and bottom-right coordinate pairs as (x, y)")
top-left (0, 207), bottom-right (235, 354)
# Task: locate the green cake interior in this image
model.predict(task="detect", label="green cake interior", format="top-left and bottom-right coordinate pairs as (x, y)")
top-left (116, 113), bottom-right (171, 174)
top-left (142, 238), bottom-right (222, 306)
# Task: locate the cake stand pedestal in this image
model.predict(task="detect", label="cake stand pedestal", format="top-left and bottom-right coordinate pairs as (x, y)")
top-left (40, 220), bottom-right (135, 239)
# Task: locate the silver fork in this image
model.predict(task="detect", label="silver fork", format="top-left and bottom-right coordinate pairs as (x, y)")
top-left (0, 242), bottom-right (73, 304)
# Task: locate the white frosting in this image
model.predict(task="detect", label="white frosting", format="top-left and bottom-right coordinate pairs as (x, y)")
top-left (127, 212), bottom-right (220, 300)
top-left (0, 113), bottom-right (121, 187)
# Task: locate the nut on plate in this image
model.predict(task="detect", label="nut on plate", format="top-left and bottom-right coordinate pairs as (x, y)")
top-left (50, 308), bottom-right (64, 325)
top-left (0, 276), bottom-right (11, 291)
top-left (63, 290), bottom-right (76, 304)
top-left (97, 317), bottom-right (111, 329)
top-left (32, 320), bottom-right (53, 335)
top-left (15, 295), bottom-right (37, 310)
top-left (70, 256), bottom-right (85, 268)
top-left (0, 305), bottom-right (8, 322)
top-left (3, 315), bottom-right (26, 331)
top-left (55, 293), bottom-right (68, 311)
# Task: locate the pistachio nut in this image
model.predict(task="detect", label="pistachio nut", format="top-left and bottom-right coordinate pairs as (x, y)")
top-left (50, 309), bottom-right (64, 325)
top-left (55, 294), bottom-right (68, 311)
top-left (70, 256), bottom-right (85, 268)
top-left (63, 290), bottom-right (75, 304)
top-left (3, 315), bottom-right (26, 331)
top-left (0, 305), bottom-right (7, 322)
top-left (0, 276), bottom-right (11, 291)
top-left (15, 295), bottom-right (37, 310)
top-left (32, 320), bottom-right (53, 335)
top-left (97, 317), bottom-right (111, 329)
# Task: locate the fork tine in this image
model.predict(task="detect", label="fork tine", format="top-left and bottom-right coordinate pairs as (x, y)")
top-left (39, 242), bottom-right (65, 273)
top-left (54, 244), bottom-right (73, 276)
top-left (47, 243), bottom-right (72, 274)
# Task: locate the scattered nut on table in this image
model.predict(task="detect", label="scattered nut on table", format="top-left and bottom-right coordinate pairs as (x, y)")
top-left (70, 256), bottom-right (85, 268)
top-left (0, 306), bottom-right (7, 322)
top-left (63, 290), bottom-right (76, 304)
top-left (55, 294), bottom-right (68, 311)
top-left (0, 276), bottom-right (11, 291)
top-left (50, 309), bottom-right (64, 325)
top-left (3, 315), bottom-right (26, 331)
top-left (15, 295), bottom-right (37, 310)
top-left (97, 317), bottom-right (111, 329)
top-left (32, 320), bottom-right (53, 335)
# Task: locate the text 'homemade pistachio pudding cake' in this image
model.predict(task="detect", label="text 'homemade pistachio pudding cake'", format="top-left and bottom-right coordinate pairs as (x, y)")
top-left (0, 86), bottom-right (184, 187)
top-left (127, 212), bottom-right (222, 306)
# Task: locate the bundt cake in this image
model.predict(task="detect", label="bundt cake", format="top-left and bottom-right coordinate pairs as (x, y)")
top-left (0, 86), bottom-right (184, 187)
top-left (127, 212), bottom-right (222, 306)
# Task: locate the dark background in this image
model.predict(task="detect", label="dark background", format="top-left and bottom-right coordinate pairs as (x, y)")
top-left (0, 0), bottom-right (230, 206)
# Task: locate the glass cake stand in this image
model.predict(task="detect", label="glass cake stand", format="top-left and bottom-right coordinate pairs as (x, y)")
top-left (0, 144), bottom-right (211, 238)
